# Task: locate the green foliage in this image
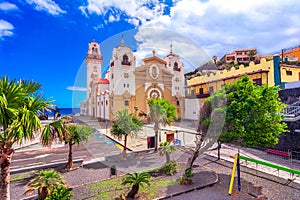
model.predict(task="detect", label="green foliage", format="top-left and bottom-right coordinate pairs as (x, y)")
top-left (121, 172), bottom-right (150, 188)
top-left (148, 98), bottom-right (177, 126)
top-left (183, 168), bottom-right (193, 180)
top-left (159, 141), bottom-right (176, 163)
top-left (65, 124), bottom-right (93, 145)
top-left (111, 109), bottom-right (142, 140)
top-left (161, 160), bottom-right (178, 175)
top-left (209, 75), bottom-right (288, 147)
top-left (0, 76), bottom-right (51, 145)
top-left (41, 120), bottom-right (66, 146)
top-left (25, 169), bottom-right (68, 200)
top-left (44, 186), bottom-right (72, 200)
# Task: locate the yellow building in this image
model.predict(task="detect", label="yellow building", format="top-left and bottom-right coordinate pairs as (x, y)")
top-left (186, 55), bottom-right (300, 101)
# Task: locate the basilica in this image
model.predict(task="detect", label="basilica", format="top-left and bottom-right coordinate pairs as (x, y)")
top-left (80, 38), bottom-right (186, 121)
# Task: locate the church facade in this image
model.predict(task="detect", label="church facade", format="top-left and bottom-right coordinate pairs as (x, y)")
top-left (80, 38), bottom-right (185, 120)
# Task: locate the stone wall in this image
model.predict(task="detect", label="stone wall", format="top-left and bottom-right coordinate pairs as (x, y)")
top-left (279, 87), bottom-right (300, 104)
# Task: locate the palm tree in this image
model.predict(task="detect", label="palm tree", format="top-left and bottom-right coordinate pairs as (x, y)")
top-left (24, 169), bottom-right (68, 200)
top-left (159, 141), bottom-right (176, 164)
top-left (111, 109), bottom-right (142, 153)
top-left (0, 76), bottom-right (53, 199)
top-left (122, 172), bottom-right (150, 199)
top-left (64, 124), bottom-right (93, 169)
top-left (148, 98), bottom-right (177, 151)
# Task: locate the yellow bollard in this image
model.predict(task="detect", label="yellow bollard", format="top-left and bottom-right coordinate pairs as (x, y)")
top-left (228, 153), bottom-right (239, 195)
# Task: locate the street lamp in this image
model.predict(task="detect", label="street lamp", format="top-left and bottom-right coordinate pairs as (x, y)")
top-left (134, 106), bottom-right (138, 117)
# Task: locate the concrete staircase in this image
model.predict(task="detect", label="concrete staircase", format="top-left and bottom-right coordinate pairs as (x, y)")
top-left (284, 100), bottom-right (300, 122)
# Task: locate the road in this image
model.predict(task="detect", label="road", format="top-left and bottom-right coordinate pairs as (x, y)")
top-left (11, 131), bottom-right (121, 172)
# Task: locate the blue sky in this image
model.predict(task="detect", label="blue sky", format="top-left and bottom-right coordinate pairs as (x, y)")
top-left (0, 0), bottom-right (299, 108)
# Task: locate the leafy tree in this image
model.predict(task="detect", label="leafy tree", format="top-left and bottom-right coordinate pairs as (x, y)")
top-left (159, 141), bottom-right (176, 164)
top-left (64, 124), bottom-right (93, 169)
top-left (25, 169), bottom-right (68, 200)
top-left (121, 172), bottom-right (150, 199)
top-left (148, 98), bottom-right (177, 151)
top-left (211, 75), bottom-right (288, 147)
top-left (212, 55), bottom-right (217, 64)
top-left (0, 76), bottom-right (52, 199)
top-left (249, 50), bottom-right (256, 61)
top-left (111, 109), bottom-right (142, 153)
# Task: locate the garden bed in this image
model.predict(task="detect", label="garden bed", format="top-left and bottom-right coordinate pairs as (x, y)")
top-left (71, 165), bottom-right (218, 200)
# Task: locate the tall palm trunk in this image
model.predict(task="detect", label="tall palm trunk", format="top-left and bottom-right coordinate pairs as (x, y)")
top-left (154, 122), bottom-right (159, 151)
top-left (166, 152), bottom-right (170, 163)
top-left (66, 142), bottom-right (73, 169)
top-left (123, 134), bottom-right (128, 153)
top-left (0, 146), bottom-right (14, 200)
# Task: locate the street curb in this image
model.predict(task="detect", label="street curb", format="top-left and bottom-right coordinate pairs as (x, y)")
top-left (11, 159), bottom-right (83, 174)
top-left (155, 171), bottom-right (219, 200)
top-left (101, 132), bottom-right (133, 151)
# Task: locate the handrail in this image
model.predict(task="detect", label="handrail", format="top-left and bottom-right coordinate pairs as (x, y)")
top-left (239, 155), bottom-right (300, 176)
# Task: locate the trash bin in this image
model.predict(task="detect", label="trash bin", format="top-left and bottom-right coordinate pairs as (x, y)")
top-left (110, 165), bottom-right (117, 177)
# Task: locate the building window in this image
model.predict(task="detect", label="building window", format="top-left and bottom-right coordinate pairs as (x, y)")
top-left (111, 74), bottom-right (114, 79)
top-left (175, 77), bottom-right (180, 82)
top-left (176, 100), bottom-right (180, 106)
top-left (209, 86), bottom-right (214, 94)
top-left (191, 90), bottom-right (195, 96)
top-left (127, 83), bottom-right (129, 87)
top-left (106, 100), bottom-right (108, 105)
top-left (122, 55), bottom-right (130, 65)
top-left (124, 72), bottom-right (129, 78)
top-left (124, 83), bottom-right (126, 88)
top-left (253, 78), bottom-right (262, 86)
top-left (286, 70), bottom-right (292, 76)
top-left (199, 88), bottom-right (204, 94)
top-left (124, 100), bottom-right (129, 106)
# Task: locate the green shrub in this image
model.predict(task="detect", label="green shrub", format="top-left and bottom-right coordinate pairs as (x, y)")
top-left (44, 186), bottom-right (73, 200)
top-left (161, 160), bottom-right (178, 175)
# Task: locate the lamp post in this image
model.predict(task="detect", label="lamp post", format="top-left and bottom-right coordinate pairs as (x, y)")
top-left (134, 106), bottom-right (138, 117)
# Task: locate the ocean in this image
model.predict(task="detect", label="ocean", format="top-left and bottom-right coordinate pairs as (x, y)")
top-left (45, 108), bottom-right (80, 117)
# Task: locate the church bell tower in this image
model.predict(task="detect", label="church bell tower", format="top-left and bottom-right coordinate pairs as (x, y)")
top-left (86, 39), bottom-right (102, 116)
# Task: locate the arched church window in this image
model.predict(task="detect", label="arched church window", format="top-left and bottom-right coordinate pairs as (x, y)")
top-left (122, 55), bottom-right (130, 65)
top-left (174, 62), bottom-right (178, 68)
top-left (174, 62), bottom-right (180, 71)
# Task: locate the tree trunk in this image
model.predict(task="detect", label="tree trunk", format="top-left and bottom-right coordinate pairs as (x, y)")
top-left (66, 142), bottom-right (73, 169)
top-left (123, 134), bottom-right (127, 153)
top-left (0, 147), bottom-right (14, 200)
top-left (38, 187), bottom-right (48, 200)
top-left (186, 134), bottom-right (204, 169)
top-left (0, 161), bottom-right (10, 200)
top-left (166, 152), bottom-right (170, 163)
top-left (126, 184), bottom-right (139, 199)
top-left (154, 122), bottom-right (159, 152)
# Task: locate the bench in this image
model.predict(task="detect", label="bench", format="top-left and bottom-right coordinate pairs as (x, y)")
top-left (265, 149), bottom-right (291, 157)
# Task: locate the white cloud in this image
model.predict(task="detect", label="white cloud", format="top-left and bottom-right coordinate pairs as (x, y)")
top-left (137, 0), bottom-right (300, 58)
top-left (79, 0), bottom-right (165, 27)
top-left (26, 0), bottom-right (66, 15)
top-left (0, 20), bottom-right (14, 39)
top-left (80, 0), bottom-right (300, 63)
top-left (0, 2), bottom-right (18, 11)
top-left (66, 86), bottom-right (87, 91)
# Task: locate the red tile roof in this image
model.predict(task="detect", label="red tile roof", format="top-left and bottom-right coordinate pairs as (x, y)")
top-left (98, 78), bottom-right (110, 84)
